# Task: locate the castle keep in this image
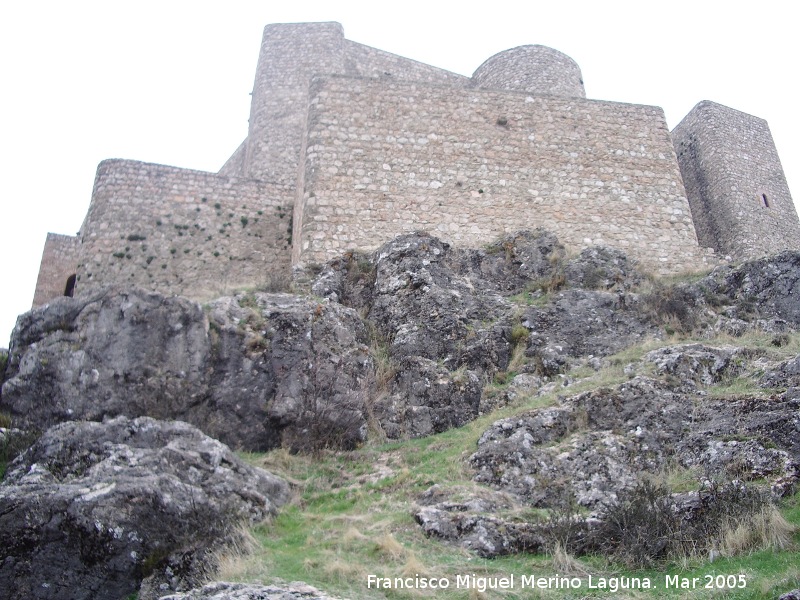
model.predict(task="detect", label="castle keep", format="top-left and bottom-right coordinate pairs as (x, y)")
top-left (32, 22), bottom-right (800, 307)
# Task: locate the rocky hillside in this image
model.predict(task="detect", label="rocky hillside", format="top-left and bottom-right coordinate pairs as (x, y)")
top-left (2, 229), bottom-right (800, 599)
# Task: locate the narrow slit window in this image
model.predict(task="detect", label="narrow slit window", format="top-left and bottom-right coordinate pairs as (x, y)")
top-left (762, 193), bottom-right (770, 208)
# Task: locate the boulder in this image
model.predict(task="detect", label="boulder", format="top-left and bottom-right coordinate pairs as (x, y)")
top-left (374, 356), bottom-right (483, 439)
top-left (205, 293), bottom-right (373, 452)
top-left (414, 484), bottom-right (545, 557)
top-left (521, 289), bottom-right (658, 368)
top-left (563, 245), bottom-right (643, 290)
top-left (159, 582), bottom-right (341, 600)
top-left (644, 343), bottom-right (751, 386)
top-left (0, 289), bottom-right (372, 451)
top-left (0, 416), bottom-right (289, 600)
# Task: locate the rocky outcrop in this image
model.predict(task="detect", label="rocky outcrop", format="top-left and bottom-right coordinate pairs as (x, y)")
top-left (159, 582), bottom-right (342, 600)
top-left (0, 289), bottom-right (372, 451)
top-left (0, 416), bottom-right (289, 600)
top-left (414, 485), bottom-right (545, 557)
top-left (3, 236), bottom-right (800, 451)
top-left (205, 293), bottom-right (373, 452)
top-left (644, 343), bottom-right (752, 386)
top-left (470, 374), bottom-right (800, 510)
top-left (412, 339), bottom-right (800, 557)
top-left (701, 250), bottom-right (800, 326)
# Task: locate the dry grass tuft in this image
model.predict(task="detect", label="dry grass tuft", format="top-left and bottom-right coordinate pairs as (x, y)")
top-left (719, 506), bottom-right (795, 557)
top-left (342, 526), bottom-right (368, 544)
top-left (323, 558), bottom-right (368, 583)
top-left (401, 552), bottom-right (429, 577)
top-left (548, 541), bottom-right (591, 576)
top-left (209, 523), bottom-right (260, 582)
top-left (375, 533), bottom-right (407, 561)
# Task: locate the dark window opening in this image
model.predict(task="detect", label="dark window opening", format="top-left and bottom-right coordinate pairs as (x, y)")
top-left (762, 193), bottom-right (770, 208)
top-left (64, 274), bottom-right (76, 297)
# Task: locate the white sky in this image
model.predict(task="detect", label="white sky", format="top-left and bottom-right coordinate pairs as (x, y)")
top-left (1, 0), bottom-right (798, 346)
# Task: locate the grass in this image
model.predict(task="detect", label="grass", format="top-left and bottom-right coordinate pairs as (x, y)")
top-left (220, 324), bottom-right (800, 599)
top-left (229, 434), bottom-right (800, 599)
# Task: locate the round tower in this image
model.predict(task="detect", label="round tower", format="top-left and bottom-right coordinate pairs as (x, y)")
top-left (472, 45), bottom-right (585, 98)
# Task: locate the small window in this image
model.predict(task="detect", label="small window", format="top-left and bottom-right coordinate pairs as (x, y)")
top-left (762, 193), bottom-right (770, 208)
top-left (64, 274), bottom-right (76, 297)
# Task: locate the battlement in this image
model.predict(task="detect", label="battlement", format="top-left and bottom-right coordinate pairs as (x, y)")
top-left (31, 22), bottom-right (800, 307)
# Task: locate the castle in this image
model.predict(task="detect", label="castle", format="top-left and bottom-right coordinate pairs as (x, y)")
top-left (31, 22), bottom-right (800, 307)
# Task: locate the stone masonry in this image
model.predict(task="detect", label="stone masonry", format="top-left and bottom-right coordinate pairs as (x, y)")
top-left (31, 22), bottom-right (800, 307)
top-left (672, 101), bottom-right (800, 260)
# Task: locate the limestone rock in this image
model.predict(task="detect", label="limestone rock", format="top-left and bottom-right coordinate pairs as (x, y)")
top-left (760, 353), bottom-right (800, 390)
top-left (374, 356), bottom-right (482, 439)
top-left (471, 375), bottom-right (800, 509)
top-left (0, 289), bottom-right (372, 451)
top-left (644, 343), bottom-right (750, 386)
top-left (1, 289), bottom-right (209, 433)
top-left (159, 581), bottom-right (342, 600)
top-left (698, 251), bottom-right (800, 326)
top-left (413, 484), bottom-right (545, 557)
top-left (521, 289), bottom-right (658, 368)
top-left (367, 232), bottom-right (510, 367)
top-left (205, 293), bottom-right (373, 452)
top-left (0, 416), bottom-right (289, 600)
top-left (563, 245), bottom-right (643, 290)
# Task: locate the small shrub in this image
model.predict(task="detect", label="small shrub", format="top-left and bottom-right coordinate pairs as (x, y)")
top-left (510, 323), bottom-right (529, 347)
top-left (258, 272), bottom-right (292, 293)
top-left (240, 216), bottom-right (249, 228)
top-left (126, 233), bottom-right (146, 241)
top-left (541, 496), bottom-right (592, 555)
top-left (771, 333), bottom-right (791, 347)
top-left (586, 478), bottom-right (781, 567)
top-left (642, 282), bottom-right (698, 333)
top-left (238, 293), bottom-right (259, 310)
top-left (592, 480), bottom-right (678, 567)
top-left (1, 428), bottom-right (40, 479)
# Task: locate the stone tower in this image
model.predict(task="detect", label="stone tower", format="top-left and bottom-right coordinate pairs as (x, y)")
top-left (29, 23), bottom-right (798, 309)
top-left (672, 101), bottom-right (800, 260)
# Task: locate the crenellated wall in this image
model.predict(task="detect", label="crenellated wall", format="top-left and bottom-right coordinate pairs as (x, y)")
top-left (295, 76), bottom-right (712, 274)
top-left (76, 160), bottom-right (294, 300)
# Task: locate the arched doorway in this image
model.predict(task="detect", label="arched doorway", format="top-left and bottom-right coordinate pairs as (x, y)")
top-left (64, 274), bottom-right (76, 297)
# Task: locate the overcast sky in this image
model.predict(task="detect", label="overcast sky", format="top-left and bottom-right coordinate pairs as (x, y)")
top-left (1, 0), bottom-right (797, 346)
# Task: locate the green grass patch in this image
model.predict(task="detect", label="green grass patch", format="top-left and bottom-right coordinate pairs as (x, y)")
top-left (220, 326), bottom-right (800, 599)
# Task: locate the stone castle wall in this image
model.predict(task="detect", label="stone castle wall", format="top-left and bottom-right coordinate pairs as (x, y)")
top-left (672, 101), bottom-right (800, 260)
top-left (76, 160), bottom-right (294, 300)
top-left (30, 22), bottom-right (800, 308)
top-left (31, 234), bottom-right (80, 307)
top-left (295, 76), bottom-right (712, 273)
top-left (239, 23), bottom-right (468, 185)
